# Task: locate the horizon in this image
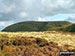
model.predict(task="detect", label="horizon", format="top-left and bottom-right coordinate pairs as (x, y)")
top-left (0, 0), bottom-right (75, 30)
top-left (0, 20), bottom-right (74, 31)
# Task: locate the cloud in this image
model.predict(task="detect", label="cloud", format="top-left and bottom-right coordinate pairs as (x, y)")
top-left (0, 0), bottom-right (75, 21)
top-left (19, 12), bottom-right (27, 18)
top-left (0, 21), bottom-right (14, 26)
top-left (57, 0), bottom-right (74, 8)
top-left (70, 15), bottom-right (75, 19)
top-left (38, 17), bottom-right (46, 21)
top-left (0, 0), bottom-right (16, 13)
top-left (0, 21), bottom-right (14, 31)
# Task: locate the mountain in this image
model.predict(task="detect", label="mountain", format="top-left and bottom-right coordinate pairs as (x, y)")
top-left (2, 21), bottom-right (72, 32)
top-left (65, 17), bottom-right (75, 23)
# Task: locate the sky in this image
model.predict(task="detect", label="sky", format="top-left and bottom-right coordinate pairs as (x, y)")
top-left (0, 0), bottom-right (75, 31)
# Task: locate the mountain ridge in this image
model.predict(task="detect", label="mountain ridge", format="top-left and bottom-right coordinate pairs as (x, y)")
top-left (2, 21), bottom-right (74, 32)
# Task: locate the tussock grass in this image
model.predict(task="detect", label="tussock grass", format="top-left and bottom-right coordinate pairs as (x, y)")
top-left (0, 31), bottom-right (75, 48)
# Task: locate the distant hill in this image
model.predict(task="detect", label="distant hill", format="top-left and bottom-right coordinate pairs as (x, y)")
top-left (58, 23), bottom-right (75, 32)
top-left (2, 21), bottom-right (72, 32)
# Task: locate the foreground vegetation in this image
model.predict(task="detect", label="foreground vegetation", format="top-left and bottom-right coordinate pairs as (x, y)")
top-left (0, 31), bottom-right (75, 56)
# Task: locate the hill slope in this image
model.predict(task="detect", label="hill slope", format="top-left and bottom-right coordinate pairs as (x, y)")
top-left (59, 23), bottom-right (75, 32)
top-left (2, 21), bottom-right (72, 32)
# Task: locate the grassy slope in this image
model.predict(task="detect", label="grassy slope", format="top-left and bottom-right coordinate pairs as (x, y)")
top-left (2, 21), bottom-right (72, 32)
top-left (58, 23), bottom-right (75, 32)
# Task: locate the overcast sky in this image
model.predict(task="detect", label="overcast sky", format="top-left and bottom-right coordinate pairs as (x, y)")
top-left (0, 0), bottom-right (75, 31)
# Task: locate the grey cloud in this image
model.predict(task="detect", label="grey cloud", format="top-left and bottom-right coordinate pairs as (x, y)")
top-left (0, 0), bottom-right (75, 21)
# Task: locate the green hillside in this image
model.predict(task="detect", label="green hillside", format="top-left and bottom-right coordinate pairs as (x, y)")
top-left (2, 21), bottom-right (72, 32)
top-left (59, 23), bottom-right (75, 32)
